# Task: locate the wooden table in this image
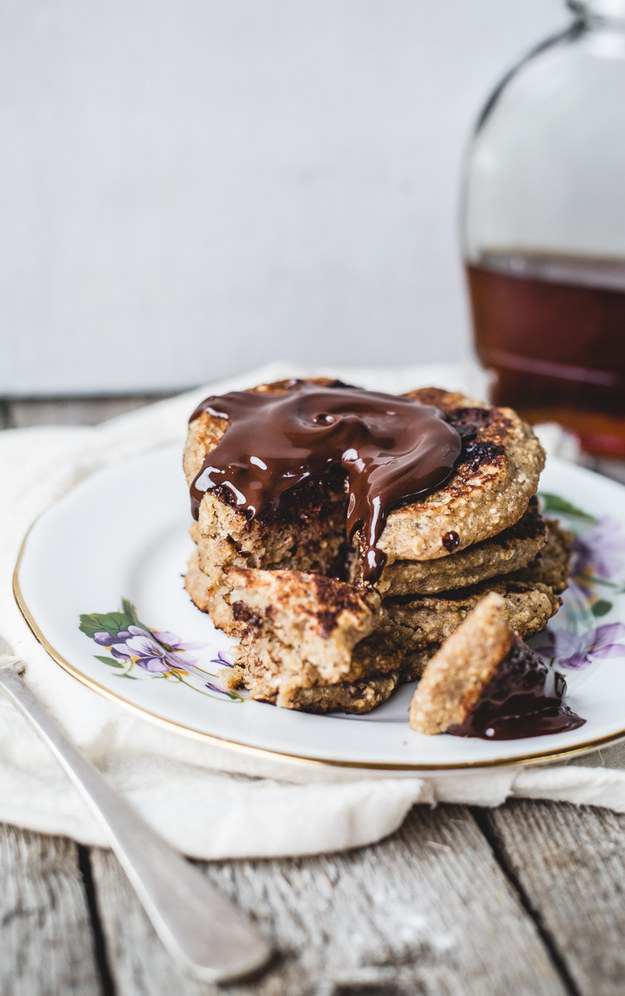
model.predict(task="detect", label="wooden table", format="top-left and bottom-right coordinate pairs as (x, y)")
top-left (3, 395), bottom-right (625, 996)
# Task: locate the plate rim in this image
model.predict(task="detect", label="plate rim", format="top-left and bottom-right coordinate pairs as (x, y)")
top-left (12, 444), bottom-right (625, 774)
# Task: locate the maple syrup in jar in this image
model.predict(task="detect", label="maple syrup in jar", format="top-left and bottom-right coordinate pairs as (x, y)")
top-left (462, 1), bottom-right (625, 456)
top-left (467, 252), bottom-right (625, 455)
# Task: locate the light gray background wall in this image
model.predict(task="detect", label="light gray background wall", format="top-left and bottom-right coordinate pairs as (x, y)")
top-left (2, 0), bottom-right (565, 396)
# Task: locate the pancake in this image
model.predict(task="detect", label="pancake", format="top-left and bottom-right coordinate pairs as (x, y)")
top-left (383, 580), bottom-right (561, 682)
top-left (409, 593), bottom-right (514, 734)
top-left (513, 518), bottom-right (572, 594)
top-left (183, 380), bottom-right (545, 581)
top-left (185, 556), bottom-right (383, 685)
top-left (370, 498), bottom-right (547, 596)
top-left (220, 661), bottom-right (400, 714)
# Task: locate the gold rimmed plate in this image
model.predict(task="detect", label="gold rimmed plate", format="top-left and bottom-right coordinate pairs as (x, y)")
top-left (13, 444), bottom-right (625, 771)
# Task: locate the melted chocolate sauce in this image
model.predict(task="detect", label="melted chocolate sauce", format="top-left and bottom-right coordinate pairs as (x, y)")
top-left (189, 380), bottom-right (462, 584)
top-left (447, 639), bottom-right (585, 740)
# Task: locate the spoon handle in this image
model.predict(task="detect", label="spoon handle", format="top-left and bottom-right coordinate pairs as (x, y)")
top-left (0, 660), bottom-right (272, 983)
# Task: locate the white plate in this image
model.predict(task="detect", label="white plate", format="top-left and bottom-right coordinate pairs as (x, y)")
top-left (13, 445), bottom-right (625, 771)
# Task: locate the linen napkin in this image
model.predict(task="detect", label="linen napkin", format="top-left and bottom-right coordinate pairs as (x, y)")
top-left (2, 361), bottom-right (625, 861)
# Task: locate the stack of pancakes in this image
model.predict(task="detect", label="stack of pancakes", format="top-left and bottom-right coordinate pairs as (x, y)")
top-left (183, 382), bottom-right (570, 714)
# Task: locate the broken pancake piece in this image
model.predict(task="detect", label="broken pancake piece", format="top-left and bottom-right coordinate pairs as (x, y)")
top-left (185, 556), bottom-right (401, 710)
top-left (409, 593), bottom-right (585, 739)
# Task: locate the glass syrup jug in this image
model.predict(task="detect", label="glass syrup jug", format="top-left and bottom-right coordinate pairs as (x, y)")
top-left (462, 0), bottom-right (625, 457)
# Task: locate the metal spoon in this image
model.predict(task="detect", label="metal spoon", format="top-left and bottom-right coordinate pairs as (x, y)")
top-left (0, 637), bottom-right (272, 983)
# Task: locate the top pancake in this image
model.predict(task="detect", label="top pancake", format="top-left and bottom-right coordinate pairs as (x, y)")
top-left (184, 380), bottom-right (545, 571)
top-left (377, 387), bottom-right (545, 563)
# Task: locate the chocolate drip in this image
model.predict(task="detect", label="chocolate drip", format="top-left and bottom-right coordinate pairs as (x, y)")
top-left (448, 639), bottom-right (586, 740)
top-left (189, 380), bottom-right (462, 584)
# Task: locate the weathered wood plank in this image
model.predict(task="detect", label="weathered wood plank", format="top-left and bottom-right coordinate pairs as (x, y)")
top-left (587, 456), bottom-right (625, 486)
top-left (89, 805), bottom-right (566, 996)
top-left (487, 799), bottom-right (625, 996)
top-left (6, 395), bottom-right (171, 428)
top-left (0, 824), bottom-right (102, 996)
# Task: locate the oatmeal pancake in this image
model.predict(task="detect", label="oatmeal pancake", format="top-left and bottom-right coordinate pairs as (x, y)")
top-left (371, 498), bottom-right (548, 596)
top-left (382, 580), bottom-right (561, 681)
top-left (513, 518), bottom-right (572, 594)
top-left (221, 660), bottom-right (400, 714)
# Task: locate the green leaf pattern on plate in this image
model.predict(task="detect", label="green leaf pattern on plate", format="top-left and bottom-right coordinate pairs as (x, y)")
top-left (79, 602), bottom-right (243, 701)
top-left (536, 492), bottom-right (625, 669)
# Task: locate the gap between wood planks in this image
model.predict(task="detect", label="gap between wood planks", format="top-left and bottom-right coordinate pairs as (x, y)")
top-left (78, 846), bottom-right (116, 996)
top-left (471, 806), bottom-right (581, 996)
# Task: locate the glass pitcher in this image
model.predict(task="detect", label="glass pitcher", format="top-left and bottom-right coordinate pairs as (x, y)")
top-left (462, 0), bottom-right (625, 457)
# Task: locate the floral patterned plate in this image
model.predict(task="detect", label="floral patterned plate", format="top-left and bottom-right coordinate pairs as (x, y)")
top-left (13, 444), bottom-right (625, 771)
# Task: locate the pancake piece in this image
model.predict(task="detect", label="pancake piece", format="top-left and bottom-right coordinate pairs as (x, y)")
top-left (409, 593), bottom-right (513, 734)
top-left (186, 559), bottom-right (389, 707)
top-left (409, 593), bottom-right (585, 738)
top-left (220, 661), bottom-right (399, 714)
top-left (279, 673), bottom-right (399, 714)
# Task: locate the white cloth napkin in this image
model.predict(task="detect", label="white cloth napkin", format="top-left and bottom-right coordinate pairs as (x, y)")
top-left (2, 361), bottom-right (624, 861)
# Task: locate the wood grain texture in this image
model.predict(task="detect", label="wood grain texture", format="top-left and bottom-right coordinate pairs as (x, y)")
top-left (488, 799), bottom-right (625, 996)
top-left (6, 395), bottom-right (172, 428)
top-left (88, 805), bottom-right (566, 996)
top-left (0, 824), bottom-right (101, 996)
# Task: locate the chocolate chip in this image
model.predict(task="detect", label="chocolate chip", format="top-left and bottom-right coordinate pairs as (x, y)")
top-left (442, 530), bottom-right (460, 552)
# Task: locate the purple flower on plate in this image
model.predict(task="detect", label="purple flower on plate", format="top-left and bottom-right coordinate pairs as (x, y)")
top-left (572, 516), bottom-right (625, 581)
top-left (81, 600), bottom-right (243, 701)
top-left (93, 624), bottom-right (198, 674)
top-left (124, 632), bottom-right (194, 674)
top-left (152, 631), bottom-right (204, 654)
top-left (211, 650), bottom-right (234, 668)
top-left (536, 622), bottom-right (625, 670)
